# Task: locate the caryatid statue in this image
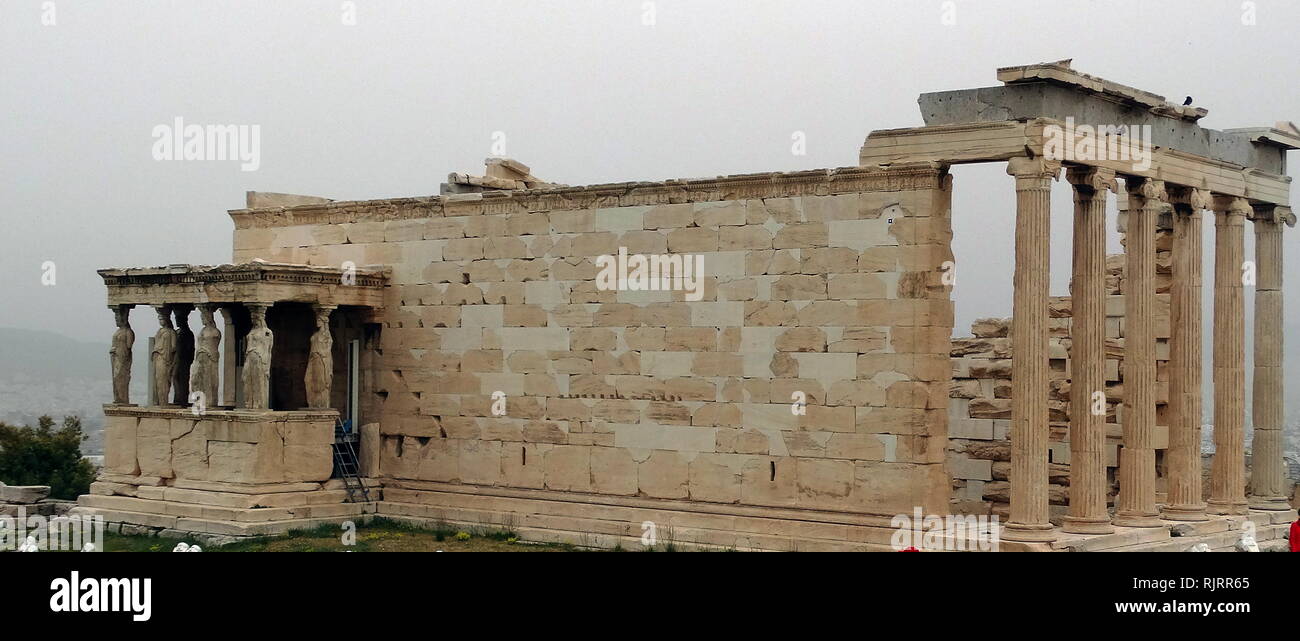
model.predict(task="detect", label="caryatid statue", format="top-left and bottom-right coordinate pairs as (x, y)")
top-left (305, 306), bottom-right (334, 409)
top-left (189, 304), bottom-right (222, 410)
top-left (241, 304), bottom-right (274, 410)
top-left (171, 306), bottom-right (195, 406)
top-left (109, 305), bottom-right (134, 405)
top-left (150, 306), bottom-right (177, 406)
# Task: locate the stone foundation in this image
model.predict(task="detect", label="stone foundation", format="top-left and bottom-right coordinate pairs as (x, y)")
top-left (70, 477), bottom-right (381, 541)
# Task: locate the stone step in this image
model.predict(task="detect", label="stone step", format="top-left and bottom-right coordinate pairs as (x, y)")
top-left (378, 488), bottom-right (902, 546)
top-left (377, 502), bottom-right (896, 552)
top-left (1168, 519), bottom-right (1232, 537)
top-left (78, 494), bottom-right (369, 523)
top-left (71, 506), bottom-right (374, 538)
top-left (1051, 526), bottom-right (1172, 552)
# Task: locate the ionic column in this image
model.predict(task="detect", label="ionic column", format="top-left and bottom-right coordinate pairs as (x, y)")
top-left (1248, 205), bottom-right (1291, 510)
top-left (1062, 166), bottom-right (1116, 534)
top-left (1208, 196), bottom-right (1250, 515)
top-left (1003, 156), bottom-right (1060, 542)
top-left (305, 305), bottom-right (335, 409)
top-left (1114, 177), bottom-right (1163, 528)
top-left (109, 304), bottom-right (135, 405)
top-left (171, 305), bottom-right (195, 406)
top-left (220, 306), bottom-right (238, 407)
top-left (1163, 187), bottom-right (1209, 521)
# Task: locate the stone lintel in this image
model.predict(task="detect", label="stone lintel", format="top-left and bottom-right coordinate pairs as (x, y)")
top-left (103, 404), bottom-right (339, 423)
top-left (860, 118), bottom-right (1291, 207)
top-left (97, 262), bottom-right (388, 308)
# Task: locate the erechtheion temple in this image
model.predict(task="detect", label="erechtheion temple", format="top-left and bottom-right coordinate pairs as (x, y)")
top-left (73, 61), bottom-right (1299, 550)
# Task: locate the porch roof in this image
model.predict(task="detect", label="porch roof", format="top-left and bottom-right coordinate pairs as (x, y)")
top-left (97, 261), bottom-right (388, 308)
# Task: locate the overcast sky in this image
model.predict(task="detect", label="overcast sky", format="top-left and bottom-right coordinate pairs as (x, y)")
top-left (3, 0), bottom-right (1298, 408)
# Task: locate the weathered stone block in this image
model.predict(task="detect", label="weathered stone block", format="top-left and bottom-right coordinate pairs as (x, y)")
top-left (0, 485), bottom-right (51, 504)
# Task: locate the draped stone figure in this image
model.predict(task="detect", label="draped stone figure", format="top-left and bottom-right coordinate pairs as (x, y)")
top-left (242, 304), bottom-right (274, 410)
top-left (305, 306), bottom-right (334, 409)
top-left (189, 304), bottom-right (222, 409)
top-left (109, 305), bottom-right (134, 404)
top-left (151, 306), bottom-right (177, 405)
top-left (171, 306), bottom-right (195, 405)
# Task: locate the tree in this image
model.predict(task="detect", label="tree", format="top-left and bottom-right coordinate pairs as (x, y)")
top-left (0, 415), bottom-right (97, 499)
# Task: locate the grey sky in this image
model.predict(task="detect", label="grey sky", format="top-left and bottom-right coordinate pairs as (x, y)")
top-left (2, 0), bottom-right (1297, 408)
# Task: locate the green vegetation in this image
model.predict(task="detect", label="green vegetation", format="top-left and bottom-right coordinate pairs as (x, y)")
top-left (0, 415), bottom-right (96, 499)
top-left (95, 518), bottom-right (580, 552)
top-left (41, 517), bottom-right (736, 552)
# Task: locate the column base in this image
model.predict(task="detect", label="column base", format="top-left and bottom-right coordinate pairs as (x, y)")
top-left (1247, 495), bottom-right (1293, 511)
top-left (1112, 510), bottom-right (1162, 528)
top-left (1000, 521), bottom-right (1058, 542)
top-left (1205, 499), bottom-right (1250, 516)
top-left (1060, 515), bottom-right (1115, 535)
top-left (1161, 504), bottom-right (1209, 521)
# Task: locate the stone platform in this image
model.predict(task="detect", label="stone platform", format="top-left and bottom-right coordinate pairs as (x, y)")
top-left (370, 481), bottom-right (1296, 552)
top-left (69, 477), bottom-right (382, 544)
top-left (67, 475), bottom-right (1295, 551)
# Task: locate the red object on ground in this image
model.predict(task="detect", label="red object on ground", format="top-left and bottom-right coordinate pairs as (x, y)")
top-left (899, 546), bottom-right (920, 552)
top-left (1291, 520), bottom-right (1300, 552)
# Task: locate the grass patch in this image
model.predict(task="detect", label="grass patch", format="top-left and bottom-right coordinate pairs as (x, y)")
top-left (20, 517), bottom-right (735, 552)
top-left (87, 518), bottom-right (578, 553)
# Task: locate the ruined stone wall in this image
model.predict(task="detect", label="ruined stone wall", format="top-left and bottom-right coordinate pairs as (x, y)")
top-left (230, 164), bottom-right (956, 518)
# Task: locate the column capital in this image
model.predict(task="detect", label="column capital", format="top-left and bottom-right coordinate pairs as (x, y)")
top-left (1006, 156), bottom-right (1062, 181)
top-left (1166, 186), bottom-right (1212, 212)
top-left (1248, 203), bottom-right (1296, 227)
top-left (311, 304), bottom-right (335, 324)
top-left (1125, 177), bottom-right (1167, 203)
top-left (1065, 166), bottom-right (1117, 193)
top-left (1211, 195), bottom-right (1252, 217)
top-left (152, 304), bottom-right (173, 326)
top-left (110, 304), bottom-right (131, 326)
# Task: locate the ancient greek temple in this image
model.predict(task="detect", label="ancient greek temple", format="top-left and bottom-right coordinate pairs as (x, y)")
top-left (76, 61), bottom-right (1297, 550)
top-left (861, 61), bottom-right (1296, 543)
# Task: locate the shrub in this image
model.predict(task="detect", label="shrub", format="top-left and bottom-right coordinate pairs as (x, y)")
top-left (0, 415), bottom-right (97, 499)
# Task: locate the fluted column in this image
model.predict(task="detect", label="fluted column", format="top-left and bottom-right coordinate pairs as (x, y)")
top-left (1163, 187), bottom-right (1209, 521)
top-left (1062, 166), bottom-right (1116, 534)
top-left (1114, 177), bottom-right (1163, 527)
top-left (1003, 156), bottom-right (1059, 542)
top-left (220, 306), bottom-right (238, 407)
top-left (1248, 205), bottom-right (1291, 510)
top-left (1208, 196), bottom-right (1250, 515)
